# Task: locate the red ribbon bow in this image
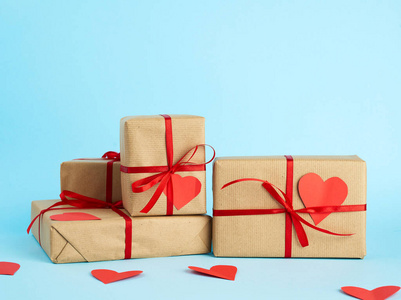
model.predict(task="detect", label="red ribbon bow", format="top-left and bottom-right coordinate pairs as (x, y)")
top-left (123, 144), bottom-right (215, 214)
top-left (213, 155), bottom-right (366, 257)
top-left (27, 190), bottom-right (132, 259)
top-left (216, 178), bottom-right (363, 247)
top-left (120, 114), bottom-right (215, 215)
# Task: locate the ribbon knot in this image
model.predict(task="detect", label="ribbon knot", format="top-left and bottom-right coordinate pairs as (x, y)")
top-left (260, 181), bottom-right (310, 247)
top-left (102, 151), bottom-right (120, 161)
top-left (129, 144), bottom-right (215, 213)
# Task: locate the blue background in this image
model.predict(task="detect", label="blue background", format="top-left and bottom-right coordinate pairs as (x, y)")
top-left (1, 1), bottom-right (400, 299)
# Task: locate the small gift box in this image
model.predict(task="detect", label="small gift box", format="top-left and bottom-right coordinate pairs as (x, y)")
top-left (60, 151), bottom-right (121, 203)
top-left (29, 199), bottom-right (212, 263)
top-left (213, 156), bottom-right (366, 258)
top-left (120, 114), bottom-right (210, 216)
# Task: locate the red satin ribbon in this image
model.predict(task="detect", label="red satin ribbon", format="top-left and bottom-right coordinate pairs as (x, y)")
top-left (74, 151), bottom-right (120, 203)
top-left (27, 190), bottom-right (132, 260)
top-left (213, 155), bottom-right (367, 257)
top-left (284, 155), bottom-right (293, 257)
top-left (120, 114), bottom-right (215, 215)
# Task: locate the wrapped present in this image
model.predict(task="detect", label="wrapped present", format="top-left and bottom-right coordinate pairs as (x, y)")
top-left (29, 198), bottom-right (212, 263)
top-left (60, 151), bottom-right (121, 203)
top-left (213, 155), bottom-right (366, 258)
top-left (120, 114), bottom-right (213, 216)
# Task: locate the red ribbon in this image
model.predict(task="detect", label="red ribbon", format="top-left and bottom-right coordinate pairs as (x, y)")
top-left (74, 151), bottom-right (120, 203)
top-left (27, 190), bottom-right (132, 260)
top-left (284, 155), bottom-right (294, 257)
top-left (213, 155), bottom-right (367, 257)
top-left (120, 114), bottom-right (215, 215)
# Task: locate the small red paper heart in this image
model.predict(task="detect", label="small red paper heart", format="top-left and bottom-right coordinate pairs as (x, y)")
top-left (50, 213), bottom-right (101, 221)
top-left (341, 286), bottom-right (400, 300)
top-left (298, 173), bottom-right (348, 225)
top-left (91, 269), bottom-right (143, 284)
top-left (163, 173), bottom-right (202, 210)
top-left (188, 265), bottom-right (237, 281)
top-left (0, 262), bottom-right (20, 276)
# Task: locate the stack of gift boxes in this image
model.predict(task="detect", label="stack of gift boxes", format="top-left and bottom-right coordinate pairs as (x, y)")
top-left (29, 114), bottom-right (367, 263)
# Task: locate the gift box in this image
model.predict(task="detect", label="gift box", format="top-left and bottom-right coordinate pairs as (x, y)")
top-left (30, 200), bottom-right (212, 263)
top-left (60, 152), bottom-right (121, 203)
top-left (213, 156), bottom-right (366, 258)
top-left (120, 115), bottom-right (207, 216)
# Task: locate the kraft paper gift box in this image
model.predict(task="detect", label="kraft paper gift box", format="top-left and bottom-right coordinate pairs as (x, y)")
top-left (60, 152), bottom-right (121, 203)
top-left (30, 200), bottom-right (212, 263)
top-left (120, 115), bottom-right (207, 216)
top-left (213, 156), bottom-right (367, 258)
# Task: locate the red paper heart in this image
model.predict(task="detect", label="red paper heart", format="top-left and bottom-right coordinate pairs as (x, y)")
top-left (91, 269), bottom-right (143, 284)
top-left (341, 286), bottom-right (400, 300)
top-left (0, 262), bottom-right (20, 276)
top-left (298, 173), bottom-right (348, 225)
top-left (188, 265), bottom-right (237, 281)
top-left (163, 173), bottom-right (201, 210)
top-left (50, 213), bottom-right (101, 221)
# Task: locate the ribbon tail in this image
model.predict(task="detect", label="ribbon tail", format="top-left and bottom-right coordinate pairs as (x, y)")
top-left (290, 213), bottom-right (309, 247)
top-left (140, 173), bottom-right (171, 213)
top-left (222, 178), bottom-right (267, 189)
top-left (27, 201), bottom-right (65, 234)
top-left (176, 144), bottom-right (216, 167)
top-left (131, 173), bottom-right (166, 193)
top-left (296, 215), bottom-right (354, 237)
top-left (60, 190), bottom-right (114, 208)
top-left (27, 214), bottom-right (41, 234)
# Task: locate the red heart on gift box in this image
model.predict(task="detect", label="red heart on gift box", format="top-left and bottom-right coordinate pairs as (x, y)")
top-left (50, 212), bottom-right (101, 221)
top-left (298, 173), bottom-right (348, 225)
top-left (341, 286), bottom-right (400, 300)
top-left (163, 173), bottom-right (201, 210)
top-left (188, 265), bottom-right (237, 281)
top-left (0, 262), bottom-right (20, 276)
top-left (91, 269), bottom-right (143, 284)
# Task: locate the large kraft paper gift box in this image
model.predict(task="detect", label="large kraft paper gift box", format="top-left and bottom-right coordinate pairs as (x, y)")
top-left (60, 151), bottom-right (121, 203)
top-left (120, 115), bottom-right (207, 216)
top-left (213, 156), bottom-right (367, 258)
top-left (30, 200), bottom-right (212, 263)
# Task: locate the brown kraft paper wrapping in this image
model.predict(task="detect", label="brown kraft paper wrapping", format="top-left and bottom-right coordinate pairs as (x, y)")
top-left (213, 156), bottom-right (366, 258)
top-left (31, 200), bottom-right (212, 263)
top-left (120, 115), bottom-right (206, 216)
top-left (60, 159), bottom-right (121, 203)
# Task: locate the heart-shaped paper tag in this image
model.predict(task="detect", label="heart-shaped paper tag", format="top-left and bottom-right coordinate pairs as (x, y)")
top-left (0, 262), bottom-right (20, 276)
top-left (341, 286), bottom-right (400, 300)
top-left (163, 173), bottom-right (201, 210)
top-left (50, 213), bottom-right (101, 221)
top-left (91, 269), bottom-right (143, 284)
top-left (298, 173), bottom-right (348, 225)
top-left (188, 265), bottom-right (237, 281)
